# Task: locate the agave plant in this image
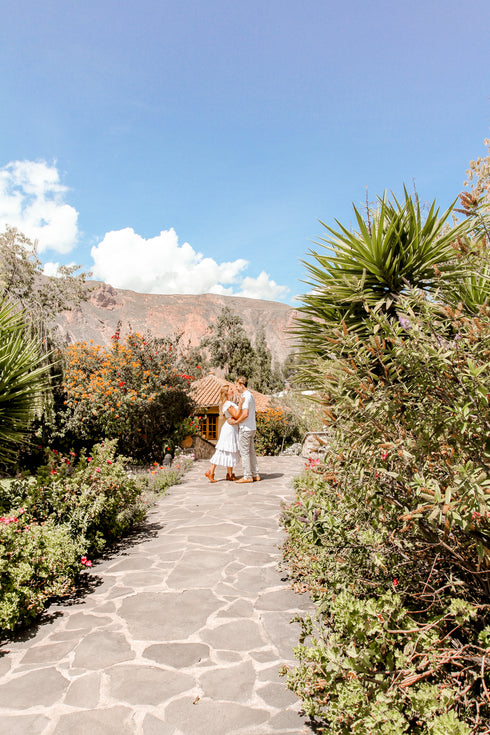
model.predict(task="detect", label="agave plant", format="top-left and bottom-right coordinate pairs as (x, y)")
top-left (294, 188), bottom-right (477, 364)
top-left (0, 299), bottom-right (51, 464)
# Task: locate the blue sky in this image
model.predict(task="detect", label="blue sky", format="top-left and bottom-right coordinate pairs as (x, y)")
top-left (1, 0), bottom-right (489, 303)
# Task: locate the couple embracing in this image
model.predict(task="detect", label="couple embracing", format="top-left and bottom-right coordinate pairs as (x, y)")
top-left (205, 376), bottom-right (260, 484)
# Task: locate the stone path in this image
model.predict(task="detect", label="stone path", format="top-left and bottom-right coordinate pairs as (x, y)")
top-left (0, 456), bottom-right (315, 735)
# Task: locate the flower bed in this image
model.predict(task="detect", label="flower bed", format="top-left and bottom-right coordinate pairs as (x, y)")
top-left (0, 441), bottom-right (193, 632)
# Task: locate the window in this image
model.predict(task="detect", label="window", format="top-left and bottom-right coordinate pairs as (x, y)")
top-left (200, 413), bottom-right (218, 441)
top-left (206, 414), bottom-right (218, 440)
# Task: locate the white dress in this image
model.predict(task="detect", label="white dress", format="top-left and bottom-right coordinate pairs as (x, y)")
top-left (210, 401), bottom-right (241, 467)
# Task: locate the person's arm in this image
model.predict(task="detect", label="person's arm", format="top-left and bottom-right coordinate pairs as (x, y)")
top-left (229, 394), bottom-right (249, 424)
top-left (227, 404), bottom-right (242, 420)
top-left (229, 408), bottom-right (248, 425)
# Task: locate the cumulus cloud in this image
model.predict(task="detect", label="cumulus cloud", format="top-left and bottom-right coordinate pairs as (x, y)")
top-left (237, 271), bottom-right (290, 301)
top-left (0, 160), bottom-right (78, 253)
top-left (0, 159), bottom-right (289, 301)
top-left (42, 261), bottom-right (61, 277)
top-left (90, 227), bottom-right (289, 300)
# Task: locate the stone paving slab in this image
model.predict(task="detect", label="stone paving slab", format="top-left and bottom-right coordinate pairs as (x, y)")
top-left (0, 456), bottom-right (315, 734)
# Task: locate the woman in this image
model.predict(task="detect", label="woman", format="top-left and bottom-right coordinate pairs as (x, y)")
top-left (205, 385), bottom-right (241, 482)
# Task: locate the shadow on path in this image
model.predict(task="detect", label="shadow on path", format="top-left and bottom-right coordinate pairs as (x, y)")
top-left (0, 455), bottom-right (314, 735)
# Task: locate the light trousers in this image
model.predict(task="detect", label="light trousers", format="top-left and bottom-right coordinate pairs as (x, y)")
top-left (239, 428), bottom-right (258, 479)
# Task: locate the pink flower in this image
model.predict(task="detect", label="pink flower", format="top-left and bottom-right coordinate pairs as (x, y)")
top-left (381, 452), bottom-right (388, 460)
top-left (87, 457), bottom-right (92, 462)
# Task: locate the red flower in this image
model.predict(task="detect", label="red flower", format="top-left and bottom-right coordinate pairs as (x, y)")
top-left (51, 469), bottom-right (57, 475)
top-left (393, 578), bottom-right (399, 586)
top-left (118, 381), bottom-right (125, 387)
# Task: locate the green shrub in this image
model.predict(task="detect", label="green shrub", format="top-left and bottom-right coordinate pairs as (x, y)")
top-left (13, 440), bottom-right (146, 554)
top-left (0, 516), bottom-right (83, 630)
top-left (144, 455), bottom-right (194, 494)
top-left (255, 406), bottom-right (302, 455)
top-left (58, 331), bottom-right (195, 463)
top-left (0, 442), bottom-right (194, 633)
top-left (282, 293), bottom-right (490, 733)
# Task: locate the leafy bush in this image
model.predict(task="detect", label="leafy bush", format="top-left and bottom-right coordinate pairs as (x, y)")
top-left (8, 441), bottom-right (146, 554)
top-left (255, 406), bottom-right (302, 455)
top-left (282, 293), bottom-right (490, 733)
top-left (0, 442), bottom-right (194, 632)
top-left (143, 455), bottom-right (195, 497)
top-left (58, 330), bottom-right (195, 462)
top-left (0, 515), bottom-right (83, 630)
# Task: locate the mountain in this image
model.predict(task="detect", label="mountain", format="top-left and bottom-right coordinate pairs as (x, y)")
top-left (56, 281), bottom-right (298, 365)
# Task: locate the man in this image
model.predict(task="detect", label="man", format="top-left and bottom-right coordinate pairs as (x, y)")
top-left (228, 376), bottom-right (260, 483)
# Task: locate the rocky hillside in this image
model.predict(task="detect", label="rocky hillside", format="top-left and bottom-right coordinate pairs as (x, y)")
top-left (55, 281), bottom-right (298, 365)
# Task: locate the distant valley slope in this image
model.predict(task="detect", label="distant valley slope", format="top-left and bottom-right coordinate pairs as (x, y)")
top-left (56, 281), bottom-right (298, 364)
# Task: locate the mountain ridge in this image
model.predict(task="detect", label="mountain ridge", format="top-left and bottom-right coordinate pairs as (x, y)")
top-left (55, 281), bottom-right (299, 364)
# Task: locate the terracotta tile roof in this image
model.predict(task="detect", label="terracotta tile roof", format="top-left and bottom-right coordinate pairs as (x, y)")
top-left (190, 373), bottom-right (271, 412)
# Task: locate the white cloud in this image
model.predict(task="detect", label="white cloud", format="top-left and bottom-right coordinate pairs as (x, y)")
top-left (237, 271), bottom-right (290, 301)
top-left (42, 261), bottom-right (61, 277)
top-left (0, 160), bottom-right (78, 253)
top-left (0, 159), bottom-right (290, 301)
top-left (42, 261), bottom-right (78, 277)
top-left (90, 227), bottom-right (289, 300)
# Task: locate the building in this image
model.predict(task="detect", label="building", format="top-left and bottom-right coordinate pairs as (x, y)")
top-left (189, 373), bottom-right (271, 442)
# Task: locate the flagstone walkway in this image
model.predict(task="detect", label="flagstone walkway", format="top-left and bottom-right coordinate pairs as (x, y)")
top-left (0, 456), bottom-right (315, 735)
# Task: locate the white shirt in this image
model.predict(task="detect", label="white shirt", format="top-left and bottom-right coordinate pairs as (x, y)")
top-left (240, 390), bottom-right (256, 431)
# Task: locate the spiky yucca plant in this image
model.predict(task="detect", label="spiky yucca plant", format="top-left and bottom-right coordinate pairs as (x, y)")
top-left (294, 189), bottom-right (479, 370)
top-left (0, 299), bottom-right (51, 464)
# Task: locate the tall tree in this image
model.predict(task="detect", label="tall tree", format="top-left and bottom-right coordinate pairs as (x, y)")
top-left (202, 306), bottom-right (257, 382)
top-left (253, 325), bottom-right (284, 393)
top-left (0, 226), bottom-right (88, 346)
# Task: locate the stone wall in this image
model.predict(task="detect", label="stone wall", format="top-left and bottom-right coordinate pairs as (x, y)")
top-left (183, 435), bottom-right (216, 460)
top-left (301, 431), bottom-right (330, 458)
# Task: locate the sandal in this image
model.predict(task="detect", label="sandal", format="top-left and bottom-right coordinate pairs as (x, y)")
top-left (205, 470), bottom-right (217, 483)
top-left (225, 473), bottom-right (237, 481)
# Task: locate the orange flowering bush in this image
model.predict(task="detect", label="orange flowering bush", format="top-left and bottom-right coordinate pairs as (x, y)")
top-left (255, 406), bottom-right (302, 456)
top-left (59, 330), bottom-right (195, 462)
